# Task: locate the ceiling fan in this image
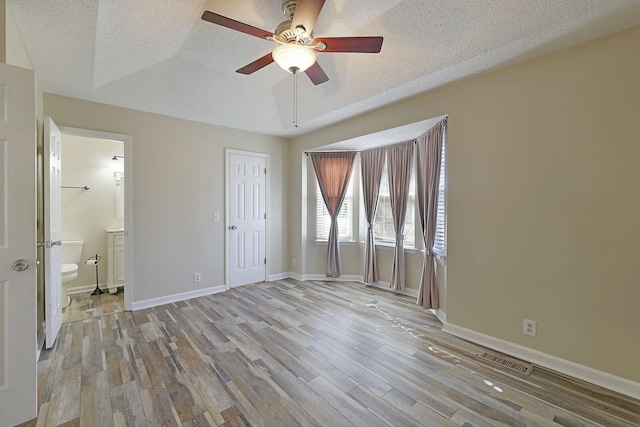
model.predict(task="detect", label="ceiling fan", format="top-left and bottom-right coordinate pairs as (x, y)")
top-left (201, 0), bottom-right (383, 85)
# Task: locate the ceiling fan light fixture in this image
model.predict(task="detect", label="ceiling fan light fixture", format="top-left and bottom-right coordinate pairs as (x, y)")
top-left (272, 43), bottom-right (316, 73)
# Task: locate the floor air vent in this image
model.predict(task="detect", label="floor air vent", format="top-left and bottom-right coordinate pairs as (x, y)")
top-left (478, 351), bottom-right (533, 375)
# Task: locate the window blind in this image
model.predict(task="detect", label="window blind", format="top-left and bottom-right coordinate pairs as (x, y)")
top-left (374, 159), bottom-right (415, 246)
top-left (316, 179), bottom-right (353, 241)
top-left (433, 129), bottom-right (446, 255)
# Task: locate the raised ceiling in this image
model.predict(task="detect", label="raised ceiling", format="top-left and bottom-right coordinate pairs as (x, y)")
top-left (8, 0), bottom-right (640, 137)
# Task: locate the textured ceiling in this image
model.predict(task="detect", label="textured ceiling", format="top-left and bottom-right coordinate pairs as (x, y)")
top-left (8, 0), bottom-right (640, 138)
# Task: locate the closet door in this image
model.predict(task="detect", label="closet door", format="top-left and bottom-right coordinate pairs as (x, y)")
top-left (227, 151), bottom-right (266, 287)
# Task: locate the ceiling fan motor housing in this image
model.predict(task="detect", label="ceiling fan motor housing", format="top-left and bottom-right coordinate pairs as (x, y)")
top-left (276, 0), bottom-right (315, 45)
top-left (282, 0), bottom-right (298, 19)
top-left (275, 20), bottom-right (296, 41)
top-left (275, 20), bottom-right (314, 45)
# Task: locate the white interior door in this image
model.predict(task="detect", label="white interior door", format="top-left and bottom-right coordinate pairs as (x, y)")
top-left (44, 117), bottom-right (62, 349)
top-left (227, 152), bottom-right (266, 287)
top-left (0, 64), bottom-right (38, 425)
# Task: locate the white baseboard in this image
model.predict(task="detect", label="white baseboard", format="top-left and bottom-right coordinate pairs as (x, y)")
top-left (288, 273), bottom-right (445, 324)
top-left (366, 282), bottom-right (447, 326)
top-left (443, 322), bottom-right (640, 401)
top-left (367, 280), bottom-right (419, 299)
top-left (131, 285), bottom-right (226, 311)
top-left (284, 273), bottom-right (425, 302)
top-left (67, 283), bottom-right (108, 295)
top-left (268, 272), bottom-right (290, 281)
top-left (287, 272), bottom-right (303, 281)
top-left (301, 274), bottom-right (364, 282)
top-left (281, 272), bottom-right (367, 283)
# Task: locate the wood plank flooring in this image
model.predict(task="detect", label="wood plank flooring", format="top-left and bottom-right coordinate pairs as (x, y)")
top-left (61, 288), bottom-right (124, 323)
top-left (23, 279), bottom-right (640, 426)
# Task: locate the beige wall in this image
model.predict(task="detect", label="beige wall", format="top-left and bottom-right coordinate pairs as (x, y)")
top-left (45, 94), bottom-right (290, 302)
top-left (291, 26), bottom-right (640, 383)
top-left (4, 2), bottom-right (31, 69)
top-left (61, 135), bottom-right (124, 288)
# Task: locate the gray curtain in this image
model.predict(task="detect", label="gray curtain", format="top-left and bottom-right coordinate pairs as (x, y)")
top-left (387, 141), bottom-right (414, 291)
top-left (360, 147), bottom-right (385, 283)
top-left (416, 121), bottom-right (444, 309)
top-left (311, 152), bottom-right (356, 277)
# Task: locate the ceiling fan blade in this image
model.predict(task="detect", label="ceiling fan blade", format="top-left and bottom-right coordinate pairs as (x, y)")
top-left (291, 0), bottom-right (325, 37)
top-left (305, 61), bottom-right (329, 85)
top-left (315, 36), bottom-right (383, 53)
top-left (201, 11), bottom-right (273, 40)
top-left (236, 53), bottom-right (275, 75)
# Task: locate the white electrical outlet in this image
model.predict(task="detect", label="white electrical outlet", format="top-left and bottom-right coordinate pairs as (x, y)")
top-left (292, 258), bottom-right (297, 267)
top-left (523, 319), bottom-right (537, 337)
top-left (193, 272), bottom-right (201, 283)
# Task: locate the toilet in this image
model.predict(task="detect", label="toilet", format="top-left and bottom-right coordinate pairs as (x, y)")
top-left (61, 240), bottom-right (84, 308)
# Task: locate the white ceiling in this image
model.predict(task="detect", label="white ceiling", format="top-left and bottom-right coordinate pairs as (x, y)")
top-left (8, 0), bottom-right (640, 138)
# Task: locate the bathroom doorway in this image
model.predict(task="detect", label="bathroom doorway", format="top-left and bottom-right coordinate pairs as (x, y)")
top-left (57, 127), bottom-right (132, 321)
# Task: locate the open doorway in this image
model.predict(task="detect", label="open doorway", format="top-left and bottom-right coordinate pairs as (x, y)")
top-left (57, 127), bottom-right (133, 320)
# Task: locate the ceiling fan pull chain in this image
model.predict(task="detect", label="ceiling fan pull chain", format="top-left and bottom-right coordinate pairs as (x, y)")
top-left (293, 71), bottom-right (298, 128)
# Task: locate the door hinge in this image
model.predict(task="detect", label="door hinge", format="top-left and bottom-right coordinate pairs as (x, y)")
top-left (264, 258), bottom-right (266, 265)
top-left (264, 168), bottom-right (267, 174)
top-left (264, 213), bottom-right (266, 219)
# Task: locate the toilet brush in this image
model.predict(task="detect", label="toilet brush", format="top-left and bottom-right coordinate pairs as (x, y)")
top-left (86, 254), bottom-right (104, 296)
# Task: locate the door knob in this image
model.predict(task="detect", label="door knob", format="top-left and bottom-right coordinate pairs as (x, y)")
top-left (12, 259), bottom-right (29, 271)
top-left (229, 225), bottom-right (237, 230)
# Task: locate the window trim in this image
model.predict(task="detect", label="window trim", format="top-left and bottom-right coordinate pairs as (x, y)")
top-left (315, 165), bottom-right (356, 242)
top-left (371, 153), bottom-right (418, 247)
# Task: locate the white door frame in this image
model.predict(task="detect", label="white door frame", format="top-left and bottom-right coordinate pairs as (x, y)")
top-left (58, 126), bottom-right (134, 310)
top-left (225, 149), bottom-right (269, 289)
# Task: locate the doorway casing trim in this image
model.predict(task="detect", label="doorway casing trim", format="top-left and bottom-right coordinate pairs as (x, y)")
top-left (225, 148), bottom-right (269, 290)
top-left (58, 126), bottom-right (134, 311)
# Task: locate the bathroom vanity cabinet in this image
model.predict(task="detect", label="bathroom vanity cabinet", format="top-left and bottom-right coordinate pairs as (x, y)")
top-left (106, 229), bottom-right (125, 293)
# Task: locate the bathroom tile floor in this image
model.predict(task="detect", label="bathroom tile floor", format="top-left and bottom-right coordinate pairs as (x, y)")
top-left (61, 288), bottom-right (125, 323)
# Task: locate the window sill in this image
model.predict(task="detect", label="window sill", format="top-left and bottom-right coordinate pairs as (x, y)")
top-left (314, 240), bottom-right (357, 246)
top-left (370, 241), bottom-right (418, 254)
top-left (363, 242), bottom-right (445, 259)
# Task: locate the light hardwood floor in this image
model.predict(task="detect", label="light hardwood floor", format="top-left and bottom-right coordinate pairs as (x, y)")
top-left (62, 288), bottom-right (125, 323)
top-left (23, 279), bottom-right (640, 426)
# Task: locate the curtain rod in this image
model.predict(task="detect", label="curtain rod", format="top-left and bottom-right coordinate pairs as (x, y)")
top-left (305, 140), bottom-right (415, 155)
top-left (304, 150), bottom-right (356, 156)
top-left (62, 185), bottom-right (90, 190)
top-left (304, 117), bottom-right (447, 156)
